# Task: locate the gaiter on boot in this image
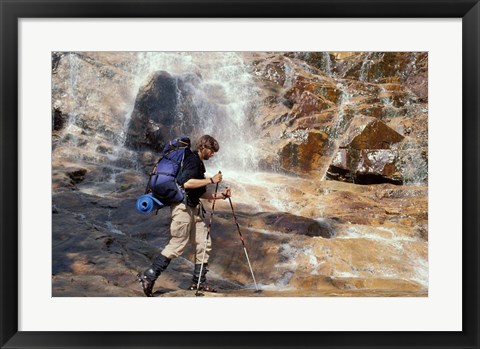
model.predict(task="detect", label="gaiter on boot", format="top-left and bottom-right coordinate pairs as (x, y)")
top-left (144, 254), bottom-right (171, 282)
top-left (192, 263), bottom-right (209, 284)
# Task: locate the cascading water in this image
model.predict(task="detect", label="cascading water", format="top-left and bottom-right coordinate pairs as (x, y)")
top-left (359, 52), bottom-right (373, 82)
top-left (321, 52), bottom-right (334, 76)
top-left (379, 84), bottom-right (394, 108)
top-left (126, 52), bottom-right (261, 174)
top-left (59, 53), bottom-right (83, 146)
top-left (321, 80), bottom-right (353, 180)
top-left (52, 52), bottom-right (142, 196)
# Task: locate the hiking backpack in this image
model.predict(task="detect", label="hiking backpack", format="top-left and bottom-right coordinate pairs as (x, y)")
top-left (144, 136), bottom-right (191, 206)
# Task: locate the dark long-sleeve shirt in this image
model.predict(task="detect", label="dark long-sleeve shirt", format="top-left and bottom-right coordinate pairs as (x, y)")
top-left (176, 148), bottom-right (206, 207)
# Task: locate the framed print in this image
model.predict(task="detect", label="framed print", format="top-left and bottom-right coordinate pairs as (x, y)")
top-left (1, 1), bottom-right (479, 349)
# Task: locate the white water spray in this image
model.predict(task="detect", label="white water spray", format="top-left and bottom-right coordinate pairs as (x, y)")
top-left (127, 52), bottom-right (261, 173)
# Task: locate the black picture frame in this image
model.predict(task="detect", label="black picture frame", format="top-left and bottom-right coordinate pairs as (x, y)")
top-left (1, 1), bottom-right (478, 348)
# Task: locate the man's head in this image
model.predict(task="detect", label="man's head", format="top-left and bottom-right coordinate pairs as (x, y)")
top-left (195, 135), bottom-right (220, 160)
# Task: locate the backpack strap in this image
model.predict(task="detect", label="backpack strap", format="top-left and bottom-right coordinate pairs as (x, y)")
top-left (156, 172), bottom-right (176, 177)
top-left (178, 150), bottom-right (186, 178)
top-left (145, 154), bottom-right (164, 194)
top-left (176, 149), bottom-right (189, 205)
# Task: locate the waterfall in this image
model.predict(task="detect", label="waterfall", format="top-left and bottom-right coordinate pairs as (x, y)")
top-left (62, 53), bottom-right (82, 146)
top-left (322, 52), bottom-right (333, 76)
top-left (321, 80), bottom-right (353, 180)
top-left (379, 85), bottom-right (394, 108)
top-left (127, 52), bottom-right (261, 174)
top-left (397, 140), bottom-right (428, 185)
top-left (359, 52), bottom-right (373, 82)
top-left (54, 52), bottom-right (132, 157)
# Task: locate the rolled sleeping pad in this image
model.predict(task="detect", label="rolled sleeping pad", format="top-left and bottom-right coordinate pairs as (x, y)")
top-left (136, 193), bottom-right (165, 214)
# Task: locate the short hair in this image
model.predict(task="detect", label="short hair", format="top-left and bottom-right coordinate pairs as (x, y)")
top-left (195, 135), bottom-right (220, 152)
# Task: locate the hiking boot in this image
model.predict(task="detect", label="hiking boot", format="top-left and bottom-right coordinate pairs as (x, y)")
top-left (188, 282), bottom-right (218, 293)
top-left (189, 263), bottom-right (217, 292)
top-left (137, 272), bottom-right (155, 297)
top-left (137, 255), bottom-right (171, 297)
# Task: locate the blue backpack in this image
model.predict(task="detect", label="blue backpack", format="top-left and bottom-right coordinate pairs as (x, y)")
top-left (138, 136), bottom-right (190, 213)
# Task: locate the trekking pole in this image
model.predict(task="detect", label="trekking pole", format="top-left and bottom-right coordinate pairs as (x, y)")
top-left (225, 188), bottom-right (261, 293)
top-left (196, 171), bottom-right (221, 296)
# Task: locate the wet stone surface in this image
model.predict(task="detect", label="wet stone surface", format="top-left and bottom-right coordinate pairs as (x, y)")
top-left (51, 51), bottom-right (428, 297)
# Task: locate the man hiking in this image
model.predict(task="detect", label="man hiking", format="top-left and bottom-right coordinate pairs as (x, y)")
top-left (137, 134), bottom-right (231, 297)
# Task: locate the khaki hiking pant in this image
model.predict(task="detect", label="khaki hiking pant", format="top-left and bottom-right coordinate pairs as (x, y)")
top-left (161, 202), bottom-right (211, 264)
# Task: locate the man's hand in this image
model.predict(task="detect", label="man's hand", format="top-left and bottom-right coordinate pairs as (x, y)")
top-left (221, 188), bottom-right (232, 199)
top-left (211, 172), bottom-right (223, 184)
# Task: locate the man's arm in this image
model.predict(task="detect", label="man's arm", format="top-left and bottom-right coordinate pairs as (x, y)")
top-left (200, 187), bottom-right (232, 200)
top-left (183, 172), bottom-right (223, 189)
top-left (183, 178), bottom-right (212, 189)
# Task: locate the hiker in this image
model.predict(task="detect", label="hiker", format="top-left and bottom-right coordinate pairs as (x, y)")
top-left (137, 134), bottom-right (231, 297)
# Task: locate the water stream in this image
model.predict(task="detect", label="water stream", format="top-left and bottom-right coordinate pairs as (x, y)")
top-left (128, 52), bottom-right (261, 173)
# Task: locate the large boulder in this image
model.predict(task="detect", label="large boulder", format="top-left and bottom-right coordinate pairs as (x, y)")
top-left (325, 116), bottom-right (427, 185)
top-left (342, 118), bottom-right (405, 150)
top-left (124, 71), bottom-right (202, 152)
top-left (326, 117), bottom-right (406, 184)
top-left (328, 148), bottom-right (403, 184)
top-left (125, 71), bottom-right (182, 151)
top-left (279, 130), bottom-right (330, 175)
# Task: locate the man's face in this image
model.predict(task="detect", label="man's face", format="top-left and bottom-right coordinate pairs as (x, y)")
top-left (202, 147), bottom-right (215, 160)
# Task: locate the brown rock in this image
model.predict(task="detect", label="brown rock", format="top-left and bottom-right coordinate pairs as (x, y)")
top-left (52, 171), bottom-right (76, 190)
top-left (290, 91), bottom-right (335, 118)
top-left (325, 117), bottom-right (407, 184)
top-left (279, 130), bottom-right (329, 175)
top-left (284, 76), bottom-right (341, 105)
top-left (247, 212), bottom-right (335, 238)
top-left (330, 277), bottom-right (424, 292)
top-left (52, 108), bottom-right (68, 131)
top-left (274, 214), bottom-right (334, 238)
top-left (346, 119), bottom-right (405, 150)
top-left (260, 62), bottom-right (287, 86)
top-left (327, 148), bottom-right (403, 185)
top-left (65, 167), bottom-right (87, 184)
top-left (386, 113), bottom-right (428, 147)
top-left (336, 52), bottom-right (427, 87)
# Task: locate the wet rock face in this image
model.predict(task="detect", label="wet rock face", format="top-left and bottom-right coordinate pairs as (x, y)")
top-left (246, 52), bottom-right (427, 185)
top-left (51, 52), bottom-right (428, 297)
top-left (284, 76), bottom-right (340, 116)
top-left (328, 149), bottom-right (403, 185)
top-left (345, 119), bottom-right (405, 150)
top-left (65, 167), bottom-right (88, 184)
top-left (52, 52), bottom-right (135, 144)
top-left (279, 130), bottom-right (329, 175)
top-left (326, 118), bottom-right (405, 184)
top-left (249, 212), bottom-right (335, 238)
top-left (52, 108), bottom-right (68, 131)
top-left (289, 52), bottom-right (428, 93)
top-left (334, 52), bottom-right (427, 87)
